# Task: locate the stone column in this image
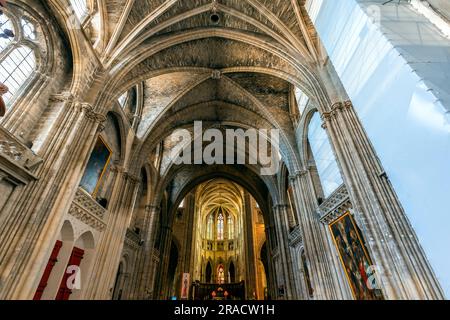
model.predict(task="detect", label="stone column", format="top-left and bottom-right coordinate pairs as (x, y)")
top-left (182, 193), bottom-right (196, 278)
top-left (0, 101), bottom-right (105, 299)
top-left (321, 101), bottom-right (445, 299)
top-left (132, 204), bottom-right (160, 299)
top-left (84, 169), bottom-right (140, 299)
top-left (271, 204), bottom-right (296, 299)
top-left (264, 224), bottom-right (278, 300)
top-left (243, 192), bottom-right (257, 299)
top-left (289, 171), bottom-right (350, 300)
top-left (155, 225), bottom-right (173, 299)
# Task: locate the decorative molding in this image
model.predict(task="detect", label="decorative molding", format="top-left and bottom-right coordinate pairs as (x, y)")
top-left (272, 247), bottom-right (280, 259)
top-left (0, 126), bottom-right (42, 173)
top-left (125, 172), bottom-right (140, 184)
top-left (289, 170), bottom-right (308, 182)
top-left (343, 100), bottom-right (353, 109)
top-left (69, 188), bottom-right (107, 232)
top-left (318, 184), bottom-right (352, 225)
top-left (152, 249), bottom-right (160, 263)
top-left (321, 101), bottom-right (354, 128)
top-left (49, 92), bottom-right (74, 103)
top-left (80, 103), bottom-right (107, 125)
top-left (288, 225), bottom-right (303, 248)
top-left (211, 69), bottom-right (222, 79)
top-left (125, 228), bottom-right (141, 249)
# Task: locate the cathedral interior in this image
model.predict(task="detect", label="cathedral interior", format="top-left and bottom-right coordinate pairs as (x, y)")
top-left (0, 0), bottom-right (449, 300)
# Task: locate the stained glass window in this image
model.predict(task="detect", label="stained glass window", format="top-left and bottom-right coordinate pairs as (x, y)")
top-left (217, 212), bottom-right (224, 240)
top-left (207, 214), bottom-right (214, 240)
top-left (227, 214), bottom-right (234, 239)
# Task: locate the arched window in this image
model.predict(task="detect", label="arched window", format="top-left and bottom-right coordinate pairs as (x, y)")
top-left (308, 112), bottom-right (343, 198)
top-left (217, 212), bottom-right (224, 240)
top-left (118, 92), bottom-right (128, 108)
top-left (206, 214), bottom-right (214, 240)
top-left (227, 214), bottom-right (234, 239)
top-left (295, 87), bottom-right (310, 116)
top-left (0, 11), bottom-right (37, 106)
top-left (70, 0), bottom-right (89, 22)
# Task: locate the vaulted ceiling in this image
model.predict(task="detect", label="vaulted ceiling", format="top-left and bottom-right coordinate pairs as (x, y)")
top-left (196, 179), bottom-right (244, 221)
top-left (61, 0), bottom-right (324, 171)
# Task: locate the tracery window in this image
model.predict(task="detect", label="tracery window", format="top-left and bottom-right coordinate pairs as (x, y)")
top-left (307, 112), bottom-right (343, 198)
top-left (207, 214), bottom-right (214, 240)
top-left (118, 92), bottom-right (128, 108)
top-left (227, 214), bottom-right (234, 239)
top-left (217, 212), bottom-right (224, 240)
top-left (295, 87), bottom-right (310, 116)
top-left (0, 11), bottom-right (37, 106)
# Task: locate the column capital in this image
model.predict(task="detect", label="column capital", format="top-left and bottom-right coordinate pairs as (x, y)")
top-left (49, 91), bottom-right (74, 103)
top-left (110, 163), bottom-right (125, 174)
top-left (124, 172), bottom-right (141, 185)
top-left (322, 100), bottom-right (354, 128)
top-left (289, 170), bottom-right (308, 182)
top-left (321, 112), bottom-right (332, 129)
top-left (331, 101), bottom-right (345, 112)
top-left (79, 102), bottom-right (107, 126)
top-left (343, 100), bottom-right (354, 110)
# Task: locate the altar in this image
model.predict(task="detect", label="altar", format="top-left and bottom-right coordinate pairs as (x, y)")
top-left (192, 281), bottom-right (246, 300)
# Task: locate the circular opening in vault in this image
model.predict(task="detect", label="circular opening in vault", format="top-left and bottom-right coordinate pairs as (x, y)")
top-left (210, 13), bottom-right (220, 24)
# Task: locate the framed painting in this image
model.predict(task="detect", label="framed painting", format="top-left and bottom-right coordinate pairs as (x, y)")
top-left (79, 136), bottom-right (112, 196)
top-left (330, 212), bottom-right (384, 300)
top-left (180, 273), bottom-right (190, 300)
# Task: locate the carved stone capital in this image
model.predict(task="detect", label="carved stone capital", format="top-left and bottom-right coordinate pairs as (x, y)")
top-left (321, 112), bottom-right (332, 129)
top-left (343, 100), bottom-right (354, 110)
top-left (331, 101), bottom-right (345, 112)
top-left (110, 164), bottom-right (124, 174)
top-left (289, 170), bottom-right (308, 182)
top-left (49, 92), bottom-right (74, 103)
top-left (125, 172), bottom-right (140, 184)
top-left (80, 103), bottom-right (107, 126)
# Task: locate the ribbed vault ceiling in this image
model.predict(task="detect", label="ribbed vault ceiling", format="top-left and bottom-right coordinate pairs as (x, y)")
top-left (75, 0), bottom-right (322, 169)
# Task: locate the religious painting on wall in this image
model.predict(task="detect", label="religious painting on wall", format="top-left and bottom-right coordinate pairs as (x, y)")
top-left (330, 212), bottom-right (384, 300)
top-left (217, 265), bottom-right (225, 284)
top-left (79, 136), bottom-right (112, 196)
top-left (180, 273), bottom-right (190, 300)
